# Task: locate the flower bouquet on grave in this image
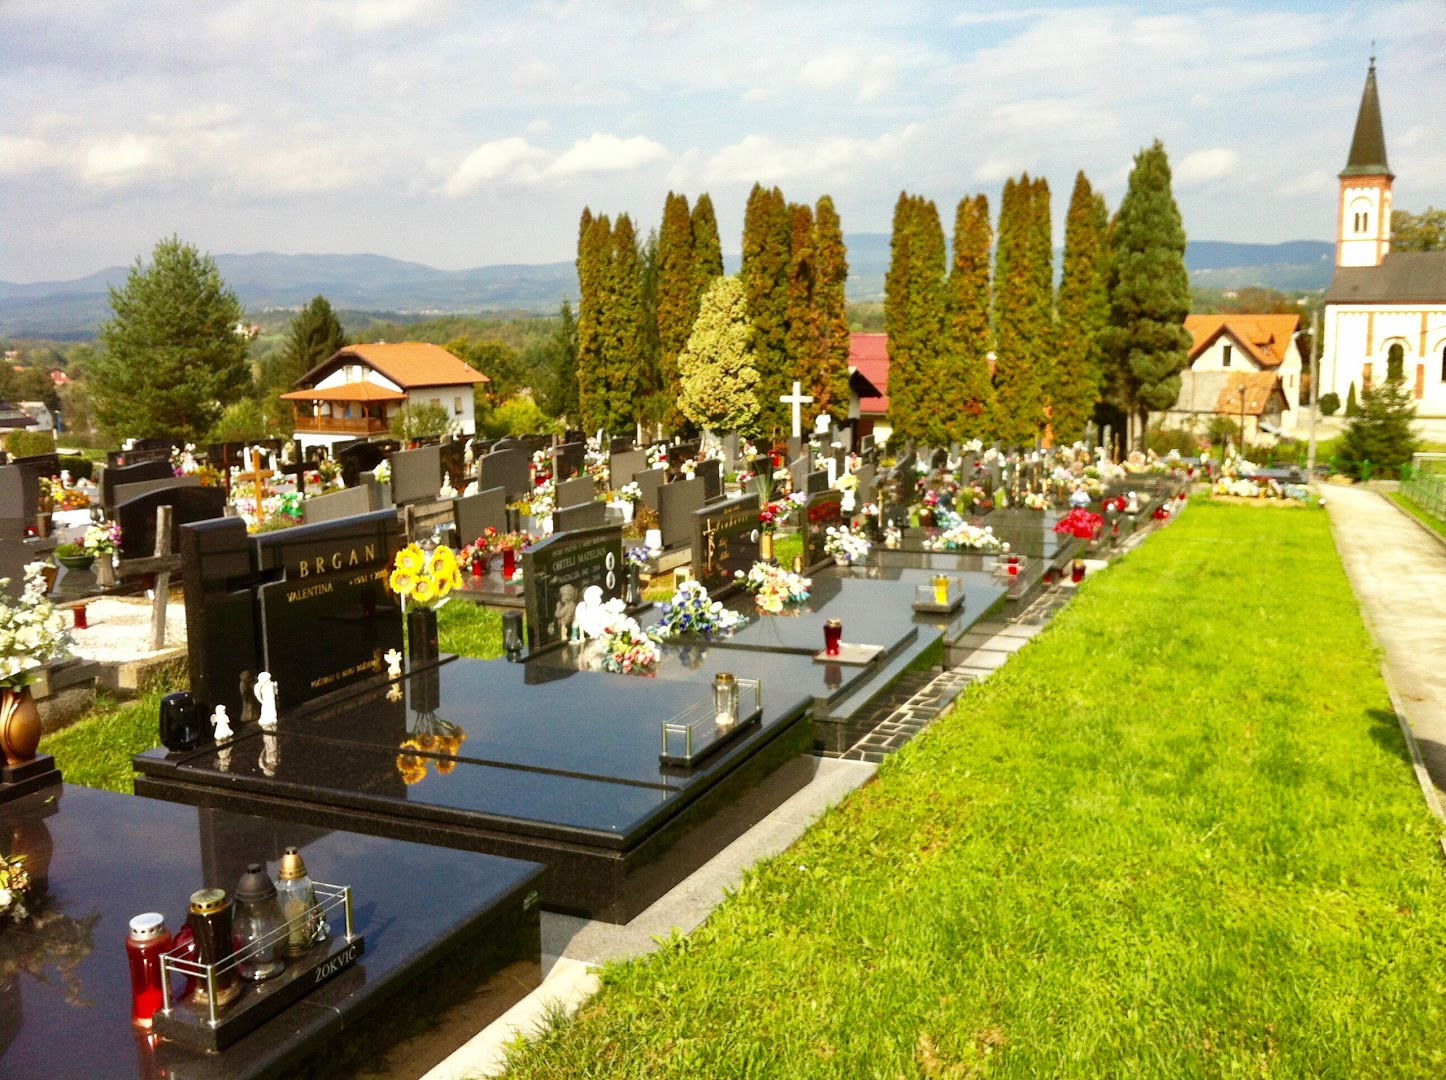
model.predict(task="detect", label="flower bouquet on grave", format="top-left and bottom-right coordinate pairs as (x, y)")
top-left (1, 850), bottom-right (33, 923)
top-left (823, 524), bottom-right (871, 567)
top-left (1023, 491), bottom-right (1049, 511)
top-left (373, 459), bottom-right (392, 485)
top-left (1053, 508), bottom-right (1104, 541)
top-left (389, 543), bottom-right (462, 667)
top-left (646, 445), bottom-right (668, 470)
top-left (598, 615), bottom-right (660, 675)
top-left (41, 477), bottom-right (89, 513)
top-left (735, 561), bottom-right (811, 614)
top-left (0, 562), bottom-right (72, 765)
top-left (649, 579), bottom-right (744, 640)
top-left (493, 531), bottom-right (535, 581)
top-left (924, 522), bottom-right (1006, 553)
top-left (460, 528), bottom-right (500, 577)
top-left (616, 481), bottom-right (643, 505)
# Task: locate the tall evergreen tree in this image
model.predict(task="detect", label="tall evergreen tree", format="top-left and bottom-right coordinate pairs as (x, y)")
top-left (655, 193), bottom-right (696, 430)
top-left (1099, 140), bottom-right (1192, 446)
top-left (811, 195), bottom-right (852, 425)
top-left (885, 194), bottom-right (949, 446)
top-left (783, 201), bottom-right (822, 429)
top-left (740, 183), bottom-right (792, 435)
top-left (884, 192), bottom-right (919, 443)
top-left (690, 193), bottom-right (724, 284)
top-left (575, 208), bottom-right (607, 432)
top-left (534, 300), bottom-right (579, 421)
top-left (595, 214), bottom-right (644, 434)
top-left (634, 228), bottom-right (664, 435)
top-left (677, 276), bottom-right (760, 434)
top-left (92, 236), bottom-right (250, 439)
top-left (1051, 172), bottom-right (1110, 444)
top-left (275, 295), bottom-right (345, 390)
top-left (944, 194), bottom-right (995, 440)
top-left (992, 174), bottom-right (1053, 446)
top-left (1337, 374), bottom-right (1419, 477)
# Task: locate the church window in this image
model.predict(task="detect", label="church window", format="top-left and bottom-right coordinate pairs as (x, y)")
top-left (1440, 345), bottom-right (1445, 383)
top-left (1222, 344), bottom-right (1232, 368)
top-left (1386, 343), bottom-right (1404, 381)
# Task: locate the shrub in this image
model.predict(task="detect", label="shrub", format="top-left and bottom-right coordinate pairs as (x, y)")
top-left (1344, 383), bottom-right (1360, 416)
top-left (6, 429), bottom-right (57, 457)
top-left (1318, 392), bottom-right (1340, 417)
top-left (1145, 423), bottom-right (1199, 457)
top-left (389, 402), bottom-right (453, 441)
top-left (59, 454), bottom-right (94, 481)
top-left (478, 396), bottom-right (560, 439)
top-left (1337, 376), bottom-right (1420, 479)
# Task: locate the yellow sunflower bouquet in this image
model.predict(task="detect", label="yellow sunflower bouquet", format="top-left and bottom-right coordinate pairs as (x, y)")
top-left (388, 543), bottom-right (463, 612)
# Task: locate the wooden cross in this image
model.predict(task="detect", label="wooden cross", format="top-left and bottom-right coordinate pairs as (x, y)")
top-left (239, 449), bottom-right (275, 525)
top-left (779, 380), bottom-right (814, 439)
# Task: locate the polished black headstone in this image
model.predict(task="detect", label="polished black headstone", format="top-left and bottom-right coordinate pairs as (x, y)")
top-left (697, 459), bottom-right (723, 502)
top-left (335, 439), bottom-right (398, 488)
top-left (608, 435), bottom-right (634, 453)
top-left (389, 444), bottom-right (443, 504)
top-left (855, 463), bottom-right (876, 506)
top-left (439, 438), bottom-right (467, 489)
top-left (609, 448), bottom-right (646, 487)
top-left (658, 475), bottom-right (705, 550)
top-left (802, 489), bottom-right (844, 566)
top-left (631, 467), bottom-right (666, 512)
top-left (101, 457), bottom-right (173, 511)
top-left (552, 441), bottom-right (585, 481)
top-left (693, 493), bottom-right (759, 592)
top-left (454, 486), bottom-right (508, 543)
top-left (555, 475), bottom-right (595, 509)
top-left (805, 469), bottom-right (828, 494)
top-left (720, 433), bottom-right (740, 469)
top-left (300, 484), bottom-right (371, 525)
top-left (477, 448), bottom-right (530, 500)
top-left (521, 524), bottom-right (623, 653)
top-left (117, 483), bottom-right (226, 559)
top-left (553, 499), bottom-right (606, 532)
top-left (113, 472), bottom-right (199, 507)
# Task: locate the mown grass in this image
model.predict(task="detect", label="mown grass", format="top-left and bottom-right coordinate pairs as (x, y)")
top-left (437, 599), bottom-right (504, 659)
top-left (499, 502), bottom-right (1446, 1079)
top-left (1389, 491), bottom-right (1446, 540)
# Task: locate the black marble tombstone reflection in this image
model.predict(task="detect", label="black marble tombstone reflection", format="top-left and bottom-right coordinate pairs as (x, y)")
top-left (117, 484), bottom-right (227, 559)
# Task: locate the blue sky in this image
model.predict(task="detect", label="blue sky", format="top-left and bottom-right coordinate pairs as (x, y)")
top-left (2, 0), bottom-right (1443, 282)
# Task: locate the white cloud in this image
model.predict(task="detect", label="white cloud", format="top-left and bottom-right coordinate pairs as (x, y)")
top-left (691, 125), bottom-right (920, 186)
top-left (799, 50), bottom-right (856, 90)
top-left (443, 137), bottom-right (547, 195)
top-left (0, 135), bottom-right (64, 175)
top-left (83, 135), bottom-right (158, 184)
top-left (544, 134), bottom-right (669, 178)
top-left (1174, 147), bottom-right (1242, 186)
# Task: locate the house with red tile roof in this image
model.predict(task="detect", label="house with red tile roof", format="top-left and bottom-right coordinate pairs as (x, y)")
top-left (281, 343), bottom-right (488, 450)
top-left (848, 333), bottom-right (890, 440)
top-left (1179, 313), bottom-right (1304, 431)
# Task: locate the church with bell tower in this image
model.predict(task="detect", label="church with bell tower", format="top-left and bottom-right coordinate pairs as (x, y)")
top-left (1321, 59), bottom-right (1446, 416)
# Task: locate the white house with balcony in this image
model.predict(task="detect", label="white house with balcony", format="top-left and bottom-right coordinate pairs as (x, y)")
top-left (282, 343), bottom-right (488, 452)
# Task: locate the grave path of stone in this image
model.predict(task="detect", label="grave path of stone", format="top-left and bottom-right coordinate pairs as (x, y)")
top-left (1326, 484), bottom-right (1446, 809)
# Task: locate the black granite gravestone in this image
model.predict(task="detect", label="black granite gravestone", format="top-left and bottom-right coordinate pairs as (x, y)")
top-left (786, 435), bottom-right (802, 461)
top-left (801, 489), bottom-right (844, 567)
top-left (13, 453), bottom-right (60, 524)
top-left (491, 436), bottom-right (525, 453)
top-left (632, 467), bottom-right (666, 512)
top-left (117, 484), bottom-right (227, 559)
top-left (439, 438), bottom-right (467, 489)
top-left (669, 440), bottom-right (700, 474)
top-left (520, 524), bottom-right (623, 654)
top-left (805, 469), bottom-right (828, 494)
top-left (553, 500), bottom-right (606, 532)
top-left (113, 473), bottom-right (199, 507)
top-left (389, 445), bottom-right (443, 505)
top-left (520, 434), bottom-right (553, 455)
top-left (609, 448), bottom-right (646, 488)
top-left (477, 448), bottom-right (531, 500)
top-left (554, 475), bottom-right (596, 510)
top-left (787, 456), bottom-right (808, 494)
top-left (180, 509), bottom-right (403, 725)
top-left (693, 493), bottom-right (760, 592)
top-left (859, 433), bottom-right (876, 457)
top-left (335, 439), bottom-right (398, 488)
top-left (101, 458), bottom-right (174, 512)
top-left (608, 436), bottom-right (634, 453)
top-left (696, 459), bottom-right (723, 502)
top-left (855, 462), bottom-right (876, 506)
top-left (553, 441), bottom-right (584, 481)
top-left (301, 485), bottom-right (372, 525)
top-left (721, 433), bottom-right (740, 469)
top-left (658, 476), bottom-right (706, 550)
top-left (454, 486), bottom-right (508, 544)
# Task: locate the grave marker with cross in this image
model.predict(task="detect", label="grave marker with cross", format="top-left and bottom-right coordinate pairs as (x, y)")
top-left (238, 449), bottom-right (275, 526)
top-left (779, 380), bottom-right (814, 440)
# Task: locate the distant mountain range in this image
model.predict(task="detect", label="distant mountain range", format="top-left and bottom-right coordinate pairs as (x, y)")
top-left (0, 238), bottom-right (1335, 341)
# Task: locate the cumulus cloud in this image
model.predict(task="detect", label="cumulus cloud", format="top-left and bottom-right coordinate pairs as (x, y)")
top-left (688, 125), bottom-right (920, 186)
top-left (83, 135), bottom-right (158, 184)
top-left (444, 137), bottom-right (547, 195)
top-left (799, 50), bottom-right (857, 90)
top-left (1173, 147), bottom-right (1242, 186)
top-left (544, 134), bottom-right (670, 178)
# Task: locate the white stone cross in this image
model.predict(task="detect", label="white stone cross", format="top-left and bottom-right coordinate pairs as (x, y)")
top-left (780, 380), bottom-right (814, 439)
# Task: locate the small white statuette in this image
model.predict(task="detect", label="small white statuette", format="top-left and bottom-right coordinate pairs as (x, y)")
top-left (384, 648), bottom-right (403, 679)
top-left (211, 704), bottom-right (233, 742)
top-left (254, 671), bottom-right (279, 731)
top-left (573, 585), bottom-right (613, 640)
top-left (259, 732), bottom-right (279, 777)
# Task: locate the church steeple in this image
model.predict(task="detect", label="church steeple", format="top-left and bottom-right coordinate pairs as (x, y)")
top-left (1335, 58), bottom-right (1392, 269)
top-left (1340, 56), bottom-right (1393, 180)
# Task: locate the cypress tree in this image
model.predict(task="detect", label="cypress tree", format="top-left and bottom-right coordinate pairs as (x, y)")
top-left (678, 276), bottom-right (761, 434)
top-left (992, 174), bottom-right (1053, 446)
top-left (783, 201), bottom-right (822, 431)
top-left (811, 195), bottom-right (852, 426)
top-left (1345, 381), bottom-right (1360, 416)
top-left (275, 295), bottom-right (346, 390)
top-left (944, 194), bottom-right (995, 440)
top-left (575, 209), bottom-right (608, 433)
top-left (1051, 172), bottom-right (1110, 444)
top-left (635, 228), bottom-right (665, 436)
top-left (655, 192), bottom-right (695, 431)
top-left (741, 183), bottom-right (792, 436)
top-left (597, 214), bottom-right (644, 435)
top-left (1099, 140), bottom-right (1192, 446)
top-left (885, 193), bottom-right (948, 446)
top-left (884, 192), bottom-right (919, 443)
top-left (691, 193), bottom-right (724, 284)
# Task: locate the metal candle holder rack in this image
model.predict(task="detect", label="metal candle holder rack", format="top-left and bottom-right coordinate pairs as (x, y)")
top-left (660, 678), bottom-right (762, 767)
top-left (912, 576), bottom-right (966, 614)
top-left (153, 882), bottom-right (364, 1052)
top-left (991, 553), bottom-right (1029, 596)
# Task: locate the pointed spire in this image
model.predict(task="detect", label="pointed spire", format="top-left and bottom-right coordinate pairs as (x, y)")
top-left (1340, 57), bottom-right (1392, 179)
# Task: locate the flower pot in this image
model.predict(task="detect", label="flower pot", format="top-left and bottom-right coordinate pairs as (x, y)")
top-left (95, 556), bottom-right (117, 588)
top-left (470, 558), bottom-right (486, 579)
top-left (56, 553), bottom-right (95, 572)
top-left (406, 607), bottom-right (439, 666)
top-left (0, 686), bottom-right (42, 766)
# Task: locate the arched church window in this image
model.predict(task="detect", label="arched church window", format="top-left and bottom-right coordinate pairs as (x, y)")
top-left (1440, 344), bottom-right (1446, 383)
top-left (1386, 343), bottom-right (1404, 381)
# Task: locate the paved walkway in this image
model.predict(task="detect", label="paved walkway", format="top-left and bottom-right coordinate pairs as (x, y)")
top-left (1325, 484), bottom-right (1446, 812)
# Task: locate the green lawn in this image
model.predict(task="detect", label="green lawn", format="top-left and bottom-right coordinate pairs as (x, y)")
top-left (1389, 491), bottom-right (1446, 540)
top-left (499, 502), bottom-right (1446, 1079)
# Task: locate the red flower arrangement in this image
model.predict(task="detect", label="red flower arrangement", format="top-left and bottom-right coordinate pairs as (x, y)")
top-left (758, 499), bottom-right (791, 534)
top-left (1054, 508), bottom-right (1104, 540)
top-left (1104, 495), bottom-right (1128, 513)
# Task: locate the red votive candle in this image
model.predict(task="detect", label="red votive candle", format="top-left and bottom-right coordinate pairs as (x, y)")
top-left (824, 618), bottom-right (842, 657)
top-left (74, 604), bottom-right (88, 630)
top-left (126, 913), bottom-right (173, 1029)
top-left (502, 548), bottom-right (517, 580)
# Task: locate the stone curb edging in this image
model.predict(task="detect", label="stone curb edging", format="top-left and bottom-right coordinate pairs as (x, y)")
top-left (1374, 488), bottom-right (1446, 555)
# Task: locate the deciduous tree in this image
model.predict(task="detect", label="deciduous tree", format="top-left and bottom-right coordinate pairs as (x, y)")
top-left (1390, 206), bottom-right (1446, 252)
